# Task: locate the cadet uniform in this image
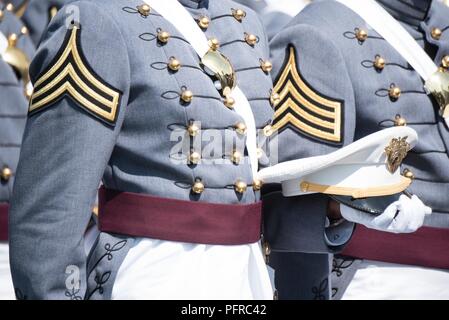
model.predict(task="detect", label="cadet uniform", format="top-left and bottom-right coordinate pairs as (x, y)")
top-left (9, 0), bottom-right (275, 300)
top-left (0, 1), bottom-right (35, 300)
top-left (266, 0), bottom-right (449, 299)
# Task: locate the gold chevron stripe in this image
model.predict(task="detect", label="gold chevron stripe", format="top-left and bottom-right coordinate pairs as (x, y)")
top-left (29, 27), bottom-right (121, 124)
top-left (272, 46), bottom-right (342, 143)
top-left (276, 80), bottom-right (336, 119)
top-left (274, 97), bottom-right (335, 130)
top-left (272, 112), bottom-right (338, 142)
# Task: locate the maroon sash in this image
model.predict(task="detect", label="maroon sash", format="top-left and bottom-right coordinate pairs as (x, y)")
top-left (343, 225), bottom-right (449, 269)
top-left (98, 187), bottom-right (262, 245)
top-left (0, 204), bottom-right (8, 241)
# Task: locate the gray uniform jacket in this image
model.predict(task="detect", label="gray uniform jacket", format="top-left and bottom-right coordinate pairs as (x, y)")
top-left (9, 0), bottom-right (274, 300)
top-left (266, 0), bottom-right (449, 299)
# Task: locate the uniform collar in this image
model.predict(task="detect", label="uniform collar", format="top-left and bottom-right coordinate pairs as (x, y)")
top-left (377, 0), bottom-right (432, 29)
top-left (178, 0), bottom-right (207, 9)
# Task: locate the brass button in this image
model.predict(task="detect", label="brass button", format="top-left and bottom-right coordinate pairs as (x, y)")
top-left (234, 180), bottom-right (247, 194)
top-left (263, 125), bottom-right (273, 137)
top-left (260, 60), bottom-right (272, 73)
top-left (192, 181), bottom-right (205, 194)
top-left (263, 241), bottom-right (271, 256)
top-left (20, 26), bottom-right (28, 35)
top-left (224, 95), bottom-right (235, 109)
top-left (355, 28), bottom-right (368, 42)
top-left (8, 33), bottom-right (18, 47)
top-left (188, 123), bottom-right (200, 137)
top-left (431, 27), bottom-right (442, 40)
top-left (389, 86), bottom-right (401, 100)
top-left (270, 92), bottom-right (281, 106)
top-left (394, 114), bottom-right (407, 126)
top-left (1, 166), bottom-right (12, 182)
top-left (5, 3), bottom-right (14, 11)
top-left (198, 16), bottom-right (210, 29)
top-left (157, 30), bottom-right (170, 43)
top-left (374, 56), bottom-right (386, 70)
top-left (168, 57), bottom-right (181, 71)
top-left (235, 122), bottom-right (247, 135)
top-left (263, 241), bottom-right (271, 263)
top-left (232, 8), bottom-right (246, 22)
top-left (189, 151), bottom-right (201, 164)
top-left (181, 89), bottom-right (193, 103)
top-left (442, 55), bottom-right (449, 68)
top-left (253, 179), bottom-right (263, 191)
top-left (208, 38), bottom-right (220, 51)
top-left (231, 150), bottom-right (242, 164)
top-left (137, 4), bottom-right (151, 16)
top-left (403, 168), bottom-right (415, 180)
top-left (245, 33), bottom-right (258, 46)
top-left (49, 6), bottom-right (58, 19)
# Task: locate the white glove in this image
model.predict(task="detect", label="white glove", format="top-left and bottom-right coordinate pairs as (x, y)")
top-left (340, 195), bottom-right (432, 234)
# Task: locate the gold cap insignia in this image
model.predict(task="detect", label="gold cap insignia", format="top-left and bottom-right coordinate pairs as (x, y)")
top-left (385, 137), bottom-right (411, 173)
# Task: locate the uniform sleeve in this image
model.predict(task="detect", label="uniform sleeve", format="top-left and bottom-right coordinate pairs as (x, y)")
top-left (8, 1), bottom-right (130, 299)
top-left (263, 23), bottom-right (356, 254)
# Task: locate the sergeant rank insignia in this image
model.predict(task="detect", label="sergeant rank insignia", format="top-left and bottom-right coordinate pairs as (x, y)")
top-left (272, 46), bottom-right (343, 144)
top-left (29, 26), bottom-right (121, 126)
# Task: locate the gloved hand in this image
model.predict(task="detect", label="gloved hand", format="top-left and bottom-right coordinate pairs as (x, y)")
top-left (340, 195), bottom-right (432, 234)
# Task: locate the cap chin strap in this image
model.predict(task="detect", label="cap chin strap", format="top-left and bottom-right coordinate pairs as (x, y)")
top-left (295, 176), bottom-right (412, 199)
top-left (337, 0), bottom-right (449, 126)
top-left (143, 0), bottom-right (259, 177)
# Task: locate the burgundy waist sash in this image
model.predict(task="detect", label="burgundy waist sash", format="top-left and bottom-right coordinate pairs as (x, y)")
top-left (342, 225), bottom-right (449, 270)
top-left (0, 204), bottom-right (8, 241)
top-left (98, 187), bottom-right (262, 245)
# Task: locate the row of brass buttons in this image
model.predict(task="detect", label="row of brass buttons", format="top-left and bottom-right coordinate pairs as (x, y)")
top-left (192, 179), bottom-right (263, 194)
top-left (187, 122), bottom-right (273, 138)
top-left (136, 3), bottom-right (272, 196)
top-left (372, 54), bottom-right (449, 71)
top-left (196, 8), bottom-right (247, 30)
top-left (356, 27), bottom-right (445, 43)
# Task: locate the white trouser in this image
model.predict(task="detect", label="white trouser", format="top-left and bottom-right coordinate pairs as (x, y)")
top-left (343, 260), bottom-right (449, 300)
top-left (112, 238), bottom-right (273, 300)
top-left (0, 242), bottom-right (14, 300)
